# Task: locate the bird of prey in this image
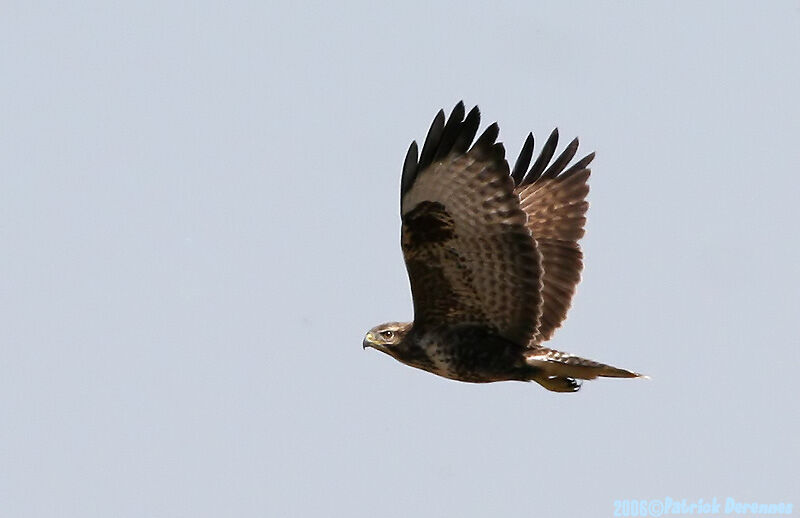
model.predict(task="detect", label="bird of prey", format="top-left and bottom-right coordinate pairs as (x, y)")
top-left (363, 102), bottom-right (644, 392)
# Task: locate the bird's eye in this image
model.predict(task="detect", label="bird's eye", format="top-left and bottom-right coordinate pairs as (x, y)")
top-left (380, 330), bottom-right (394, 340)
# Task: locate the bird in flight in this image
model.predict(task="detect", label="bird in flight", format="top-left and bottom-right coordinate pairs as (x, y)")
top-left (363, 102), bottom-right (644, 392)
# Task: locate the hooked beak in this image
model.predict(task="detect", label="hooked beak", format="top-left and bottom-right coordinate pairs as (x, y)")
top-left (363, 332), bottom-right (376, 350)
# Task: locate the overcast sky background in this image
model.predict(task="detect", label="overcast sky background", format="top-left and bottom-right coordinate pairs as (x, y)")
top-left (2, 2), bottom-right (798, 517)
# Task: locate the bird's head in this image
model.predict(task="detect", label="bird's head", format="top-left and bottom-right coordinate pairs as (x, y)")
top-left (363, 322), bottom-right (411, 356)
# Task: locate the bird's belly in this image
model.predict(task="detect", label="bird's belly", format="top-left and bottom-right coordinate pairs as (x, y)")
top-left (415, 335), bottom-right (527, 383)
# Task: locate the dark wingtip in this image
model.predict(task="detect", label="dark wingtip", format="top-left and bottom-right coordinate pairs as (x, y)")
top-left (521, 128), bottom-right (559, 185)
top-left (434, 102), bottom-right (467, 161)
top-left (453, 105), bottom-right (480, 153)
top-left (541, 136), bottom-right (579, 180)
top-left (400, 140), bottom-right (419, 197)
top-left (471, 122), bottom-right (500, 157)
top-left (405, 106), bottom-right (596, 199)
top-left (511, 132), bottom-right (534, 185)
top-left (417, 110), bottom-right (446, 173)
top-left (565, 151), bottom-right (596, 174)
top-left (403, 103), bottom-right (485, 197)
top-left (449, 101), bottom-right (466, 122)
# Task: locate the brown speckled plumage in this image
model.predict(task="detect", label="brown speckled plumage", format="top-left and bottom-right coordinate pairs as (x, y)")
top-left (363, 103), bottom-right (644, 392)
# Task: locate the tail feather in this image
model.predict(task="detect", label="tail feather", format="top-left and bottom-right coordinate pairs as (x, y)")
top-left (526, 347), bottom-right (645, 391)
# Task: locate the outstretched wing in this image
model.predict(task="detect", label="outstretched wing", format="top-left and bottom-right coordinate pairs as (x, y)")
top-left (511, 129), bottom-right (594, 345)
top-left (400, 102), bottom-right (542, 345)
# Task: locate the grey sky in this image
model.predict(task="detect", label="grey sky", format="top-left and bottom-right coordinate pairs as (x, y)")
top-left (1, 1), bottom-right (798, 517)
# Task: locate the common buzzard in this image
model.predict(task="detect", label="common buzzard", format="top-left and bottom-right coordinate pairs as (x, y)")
top-left (363, 102), bottom-right (644, 392)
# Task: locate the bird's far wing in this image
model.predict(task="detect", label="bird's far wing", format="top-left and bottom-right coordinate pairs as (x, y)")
top-left (400, 102), bottom-right (542, 345)
top-left (511, 130), bottom-right (594, 345)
